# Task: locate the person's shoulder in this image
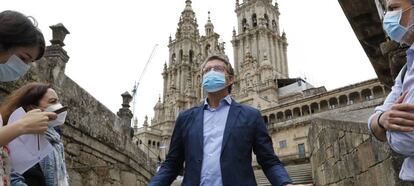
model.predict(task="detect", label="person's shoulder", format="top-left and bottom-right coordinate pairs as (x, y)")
top-left (234, 101), bottom-right (261, 114)
top-left (178, 103), bottom-right (203, 118)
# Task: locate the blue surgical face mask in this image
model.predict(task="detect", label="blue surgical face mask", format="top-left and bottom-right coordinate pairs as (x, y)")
top-left (383, 7), bottom-right (414, 42)
top-left (202, 71), bottom-right (227, 93)
top-left (0, 55), bottom-right (30, 82)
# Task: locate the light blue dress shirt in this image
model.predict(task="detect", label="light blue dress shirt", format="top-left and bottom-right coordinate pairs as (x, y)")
top-left (200, 95), bottom-right (231, 186)
top-left (368, 44), bottom-right (414, 180)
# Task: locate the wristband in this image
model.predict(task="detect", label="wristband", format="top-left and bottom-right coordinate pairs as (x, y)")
top-left (377, 112), bottom-right (385, 130)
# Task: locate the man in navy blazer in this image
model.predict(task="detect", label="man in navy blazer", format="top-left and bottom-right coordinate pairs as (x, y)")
top-left (149, 54), bottom-right (293, 186)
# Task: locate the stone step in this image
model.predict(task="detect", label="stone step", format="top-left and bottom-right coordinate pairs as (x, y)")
top-left (254, 163), bottom-right (313, 186)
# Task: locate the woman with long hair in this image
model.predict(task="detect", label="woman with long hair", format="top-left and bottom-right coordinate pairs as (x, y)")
top-left (1, 83), bottom-right (68, 186)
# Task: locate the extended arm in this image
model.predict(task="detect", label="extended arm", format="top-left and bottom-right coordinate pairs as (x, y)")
top-left (252, 110), bottom-right (292, 186)
top-left (148, 114), bottom-right (185, 186)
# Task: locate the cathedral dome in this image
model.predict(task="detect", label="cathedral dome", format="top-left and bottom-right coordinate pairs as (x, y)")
top-left (205, 11), bottom-right (214, 28)
top-left (184, 0), bottom-right (193, 11)
top-left (205, 20), bottom-right (213, 27)
top-left (154, 97), bottom-right (162, 109)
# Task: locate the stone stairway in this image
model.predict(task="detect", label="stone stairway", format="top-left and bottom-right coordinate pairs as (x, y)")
top-left (255, 163), bottom-right (313, 185)
top-left (255, 169), bottom-right (272, 186)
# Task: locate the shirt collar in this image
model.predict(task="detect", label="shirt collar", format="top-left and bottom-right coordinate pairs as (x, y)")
top-left (204, 95), bottom-right (232, 109)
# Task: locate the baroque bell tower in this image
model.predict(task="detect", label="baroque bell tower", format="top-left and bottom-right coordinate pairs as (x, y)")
top-left (232, 0), bottom-right (288, 107)
top-left (149, 0), bottom-right (225, 159)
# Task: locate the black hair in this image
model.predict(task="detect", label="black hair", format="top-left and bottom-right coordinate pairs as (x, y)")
top-left (0, 10), bottom-right (45, 60)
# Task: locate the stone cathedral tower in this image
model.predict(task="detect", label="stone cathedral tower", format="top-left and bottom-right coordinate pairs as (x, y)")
top-left (149, 0), bottom-right (225, 158)
top-left (232, 0), bottom-right (289, 107)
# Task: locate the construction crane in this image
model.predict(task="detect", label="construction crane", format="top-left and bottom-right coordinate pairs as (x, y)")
top-left (131, 44), bottom-right (158, 126)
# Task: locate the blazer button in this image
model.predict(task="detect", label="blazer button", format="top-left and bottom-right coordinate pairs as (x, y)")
top-left (197, 159), bottom-right (202, 163)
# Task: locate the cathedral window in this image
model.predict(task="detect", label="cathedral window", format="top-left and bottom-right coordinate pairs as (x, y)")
top-left (242, 18), bottom-right (247, 32)
top-left (180, 50), bottom-right (184, 61)
top-left (205, 44), bottom-right (211, 55)
top-left (276, 112), bottom-right (284, 121)
top-left (172, 53), bottom-right (176, 63)
top-left (361, 89), bottom-right (372, 101)
top-left (189, 50), bottom-right (194, 63)
top-left (279, 140), bottom-right (287, 148)
top-left (252, 14), bottom-right (257, 27)
top-left (264, 14), bottom-right (269, 28)
top-left (285, 110), bottom-right (292, 119)
top-left (272, 20), bottom-right (277, 31)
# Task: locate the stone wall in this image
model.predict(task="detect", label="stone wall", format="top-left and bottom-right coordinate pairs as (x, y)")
top-left (0, 24), bottom-right (155, 185)
top-left (59, 77), bottom-right (155, 186)
top-left (308, 118), bottom-right (413, 186)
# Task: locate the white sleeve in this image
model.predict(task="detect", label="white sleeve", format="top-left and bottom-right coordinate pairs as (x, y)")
top-left (367, 69), bottom-right (403, 133)
top-left (387, 130), bottom-right (414, 156)
top-left (384, 66), bottom-right (414, 156)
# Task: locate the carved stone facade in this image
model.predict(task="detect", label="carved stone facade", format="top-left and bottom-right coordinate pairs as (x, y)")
top-left (252, 79), bottom-right (389, 184)
top-left (261, 79), bottom-right (387, 164)
top-left (232, 0), bottom-right (289, 108)
top-left (133, 116), bottom-right (163, 163)
top-left (136, 0), bottom-right (293, 160)
top-left (135, 0), bottom-right (394, 185)
top-left (136, 0), bottom-right (226, 159)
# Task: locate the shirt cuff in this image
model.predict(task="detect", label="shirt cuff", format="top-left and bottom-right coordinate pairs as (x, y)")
top-left (367, 112), bottom-right (381, 135)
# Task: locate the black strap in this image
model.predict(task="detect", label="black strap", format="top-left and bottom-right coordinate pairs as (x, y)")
top-left (401, 64), bottom-right (408, 84)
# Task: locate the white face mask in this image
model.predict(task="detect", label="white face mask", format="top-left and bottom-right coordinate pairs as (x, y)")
top-left (44, 103), bottom-right (68, 128)
top-left (0, 55), bottom-right (30, 82)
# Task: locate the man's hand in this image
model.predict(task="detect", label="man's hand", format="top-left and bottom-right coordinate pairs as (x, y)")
top-left (380, 91), bottom-right (414, 132)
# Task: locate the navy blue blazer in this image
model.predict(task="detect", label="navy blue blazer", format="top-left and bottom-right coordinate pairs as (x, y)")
top-left (149, 99), bottom-right (292, 186)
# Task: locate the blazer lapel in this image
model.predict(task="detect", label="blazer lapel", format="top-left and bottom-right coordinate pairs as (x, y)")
top-left (221, 100), bottom-right (241, 154)
top-left (193, 104), bottom-right (205, 156)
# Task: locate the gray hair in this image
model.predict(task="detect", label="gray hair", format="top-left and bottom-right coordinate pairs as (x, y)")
top-left (201, 53), bottom-right (235, 76)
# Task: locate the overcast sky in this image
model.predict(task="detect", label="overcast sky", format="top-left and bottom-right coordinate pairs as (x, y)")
top-left (3, 0), bottom-right (377, 127)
